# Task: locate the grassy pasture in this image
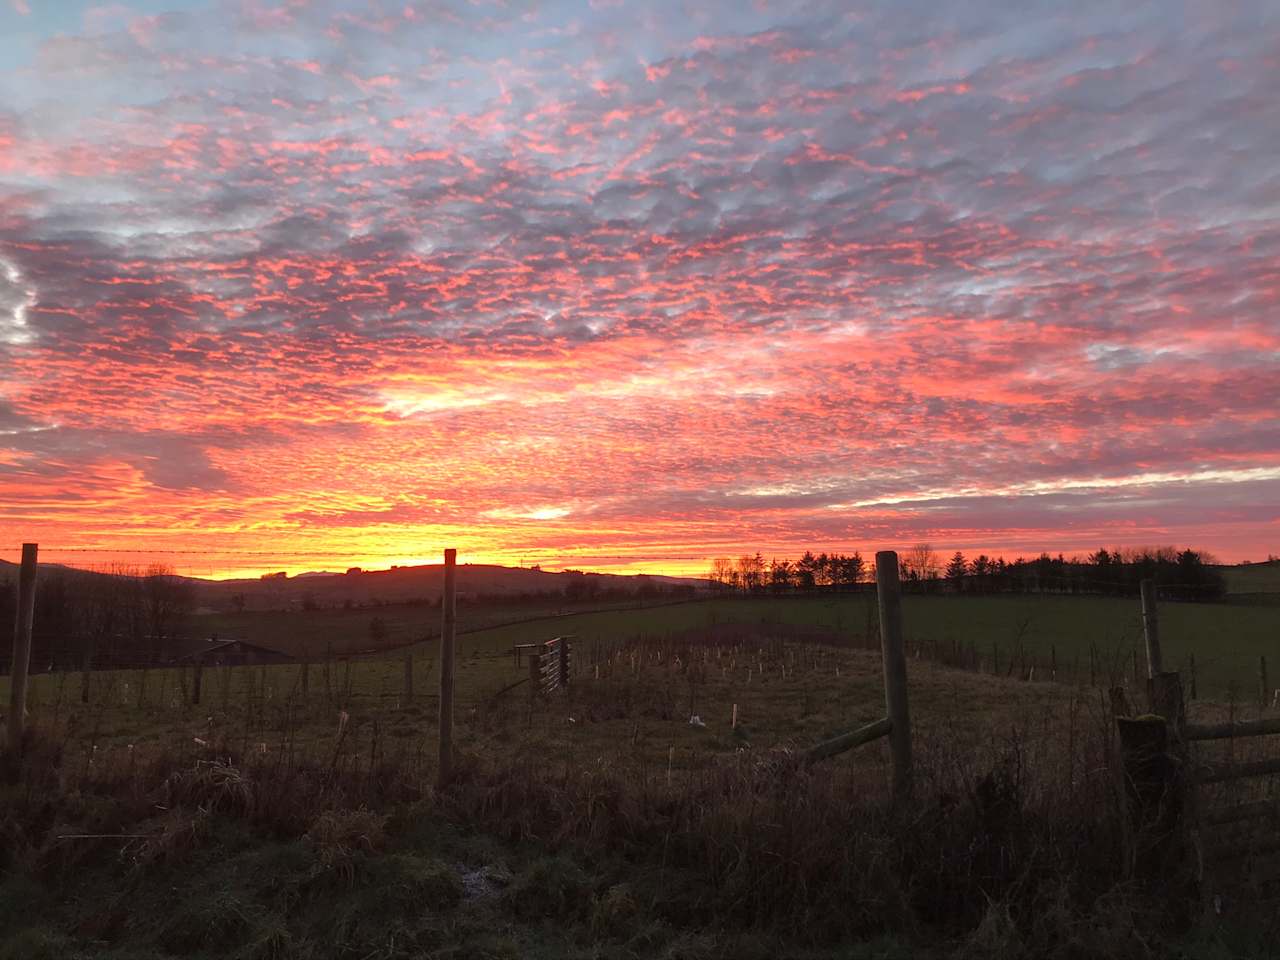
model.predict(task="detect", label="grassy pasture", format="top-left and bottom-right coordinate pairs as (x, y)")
top-left (1222, 561), bottom-right (1280, 596)
top-left (422, 592), bottom-right (1277, 701)
top-left (5, 592), bottom-right (1275, 763)
top-left (190, 595), bottom-right (690, 657)
top-left (190, 591), bottom-right (1277, 701)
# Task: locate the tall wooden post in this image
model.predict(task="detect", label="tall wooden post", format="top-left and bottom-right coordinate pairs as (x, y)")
top-left (1116, 715), bottom-right (1182, 880)
top-left (8, 543), bottom-right (38, 755)
top-left (1140, 579), bottom-right (1162, 678)
top-left (1148, 672), bottom-right (1185, 735)
top-left (876, 550), bottom-right (913, 804)
top-left (559, 636), bottom-right (570, 687)
top-left (438, 548), bottom-right (457, 787)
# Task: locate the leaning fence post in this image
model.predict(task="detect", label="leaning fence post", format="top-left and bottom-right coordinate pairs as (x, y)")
top-left (438, 548), bottom-right (457, 787)
top-left (7, 543), bottom-right (38, 755)
top-left (1140, 579), bottom-right (1162, 678)
top-left (876, 550), bottom-right (913, 804)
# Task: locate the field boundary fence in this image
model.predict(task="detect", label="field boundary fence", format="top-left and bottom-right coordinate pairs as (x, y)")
top-left (1113, 580), bottom-right (1280, 899)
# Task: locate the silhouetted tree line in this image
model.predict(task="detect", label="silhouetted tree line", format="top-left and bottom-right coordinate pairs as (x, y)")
top-left (0, 564), bottom-right (195, 673)
top-left (708, 545), bottom-right (1226, 601)
top-left (709, 551), bottom-right (869, 594)
top-left (942, 546), bottom-right (1226, 600)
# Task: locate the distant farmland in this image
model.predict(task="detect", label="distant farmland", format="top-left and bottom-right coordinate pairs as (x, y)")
top-left (183, 589), bottom-right (1280, 702)
top-left (1221, 559), bottom-right (1280, 595)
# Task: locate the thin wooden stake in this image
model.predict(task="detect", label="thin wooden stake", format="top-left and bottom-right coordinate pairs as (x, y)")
top-left (876, 550), bottom-right (913, 805)
top-left (1140, 579), bottom-right (1162, 678)
top-left (7, 543), bottom-right (37, 755)
top-left (438, 548), bottom-right (457, 787)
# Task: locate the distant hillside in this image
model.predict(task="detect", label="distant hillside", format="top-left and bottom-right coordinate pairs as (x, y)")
top-left (0, 559), bottom-right (707, 613)
top-left (1219, 560), bottom-right (1280, 595)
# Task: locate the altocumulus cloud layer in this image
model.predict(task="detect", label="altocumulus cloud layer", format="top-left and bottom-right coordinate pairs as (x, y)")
top-left (0, 0), bottom-right (1277, 575)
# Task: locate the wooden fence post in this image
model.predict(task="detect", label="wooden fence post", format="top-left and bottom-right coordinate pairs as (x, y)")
top-left (529, 647), bottom-right (542, 695)
top-left (7, 543), bottom-right (38, 755)
top-left (876, 550), bottom-right (913, 805)
top-left (1116, 715), bottom-right (1183, 879)
top-left (559, 636), bottom-right (570, 687)
top-left (438, 548), bottom-right (457, 787)
top-left (1140, 579), bottom-right (1162, 678)
top-left (1110, 686), bottom-right (1132, 718)
top-left (1148, 672), bottom-right (1185, 735)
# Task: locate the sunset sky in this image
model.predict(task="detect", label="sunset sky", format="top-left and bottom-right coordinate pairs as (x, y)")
top-left (1, 0), bottom-right (1277, 578)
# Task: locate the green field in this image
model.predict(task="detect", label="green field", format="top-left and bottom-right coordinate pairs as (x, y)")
top-left (8, 592), bottom-right (1277, 753)
top-left (425, 592), bottom-right (1277, 702)
top-left (191, 595), bottom-right (688, 657)
top-left (1222, 561), bottom-right (1280, 595)
top-left (192, 591), bottom-right (1280, 700)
